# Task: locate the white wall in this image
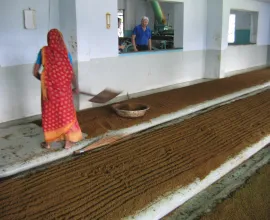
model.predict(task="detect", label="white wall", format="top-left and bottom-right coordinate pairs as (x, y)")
top-left (183, 0), bottom-right (207, 51)
top-left (78, 50), bottom-right (205, 110)
top-left (204, 0), bottom-right (223, 78)
top-left (59, 0), bottom-right (77, 60)
top-left (76, 0), bottom-right (118, 61)
top-left (250, 12), bottom-right (259, 43)
top-left (222, 45), bottom-right (268, 74)
top-left (174, 3), bottom-right (184, 48)
top-left (118, 0), bottom-right (126, 9)
top-left (206, 0), bottom-right (223, 50)
top-left (0, 0), bottom-right (60, 67)
top-left (0, 0), bottom-right (60, 123)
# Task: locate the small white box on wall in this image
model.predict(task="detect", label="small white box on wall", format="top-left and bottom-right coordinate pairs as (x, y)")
top-left (24, 9), bottom-right (36, 29)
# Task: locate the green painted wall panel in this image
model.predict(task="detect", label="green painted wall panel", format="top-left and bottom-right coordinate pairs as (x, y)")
top-left (234, 29), bottom-right (251, 45)
top-left (124, 30), bottom-right (133, 37)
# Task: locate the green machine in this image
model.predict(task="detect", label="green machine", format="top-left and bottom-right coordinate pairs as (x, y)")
top-left (151, 0), bottom-right (174, 36)
top-left (150, 0), bottom-right (174, 49)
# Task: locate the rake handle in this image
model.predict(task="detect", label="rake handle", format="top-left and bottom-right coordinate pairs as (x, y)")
top-left (79, 91), bottom-right (97, 97)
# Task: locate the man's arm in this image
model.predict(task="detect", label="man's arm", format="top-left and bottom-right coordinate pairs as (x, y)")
top-left (132, 26), bottom-right (138, 52)
top-left (148, 30), bottom-right (152, 51)
top-left (119, 45), bottom-right (125, 50)
top-left (148, 39), bottom-right (152, 51)
top-left (132, 35), bottom-right (138, 52)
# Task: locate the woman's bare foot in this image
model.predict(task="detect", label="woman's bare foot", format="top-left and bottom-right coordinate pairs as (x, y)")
top-left (41, 142), bottom-right (51, 149)
top-left (64, 141), bottom-right (73, 149)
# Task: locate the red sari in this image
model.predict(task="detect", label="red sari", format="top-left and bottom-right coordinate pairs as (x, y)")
top-left (41, 29), bottom-right (83, 143)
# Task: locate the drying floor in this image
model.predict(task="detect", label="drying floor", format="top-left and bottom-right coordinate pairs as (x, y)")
top-left (32, 68), bottom-right (270, 139)
top-left (77, 68), bottom-right (270, 138)
top-left (1, 88), bottom-right (270, 219)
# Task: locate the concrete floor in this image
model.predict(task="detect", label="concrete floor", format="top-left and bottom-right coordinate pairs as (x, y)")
top-left (0, 123), bottom-right (88, 178)
top-left (0, 123), bottom-right (45, 172)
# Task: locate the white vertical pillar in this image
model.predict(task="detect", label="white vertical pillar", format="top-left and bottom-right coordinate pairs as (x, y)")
top-left (250, 12), bottom-right (258, 44)
top-left (205, 0), bottom-right (224, 79)
top-left (174, 3), bottom-right (183, 48)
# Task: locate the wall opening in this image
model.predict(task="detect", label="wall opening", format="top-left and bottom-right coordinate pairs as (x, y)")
top-left (118, 9), bottom-right (124, 37)
top-left (228, 9), bottom-right (258, 46)
top-left (228, 14), bottom-right (236, 43)
top-left (117, 0), bottom-right (184, 54)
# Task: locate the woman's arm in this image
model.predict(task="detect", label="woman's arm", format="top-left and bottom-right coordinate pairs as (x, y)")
top-left (72, 69), bottom-right (79, 94)
top-left (33, 50), bottom-right (42, 80)
top-left (68, 52), bottom-right (79, 94)
top-left (72, 72), bottom-right (78, 88)
top-left (33, 64), bottom-right (41, 80)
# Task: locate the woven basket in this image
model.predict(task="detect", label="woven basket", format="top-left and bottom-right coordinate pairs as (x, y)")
top-left (112, 103), bottom-right (150, 118)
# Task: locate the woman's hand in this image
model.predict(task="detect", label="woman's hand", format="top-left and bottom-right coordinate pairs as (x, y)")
top-left (35, 73), bottom-right (41, 80)
top-left (119, 45), bottom-right (125, 50)
top-left (33, 64), bottom-right (41, 80)
top-left (73, 88), bottom-right (80, 95)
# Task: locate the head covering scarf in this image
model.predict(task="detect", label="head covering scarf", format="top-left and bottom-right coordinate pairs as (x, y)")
top-left (41, 29), bottom-right (73, 101)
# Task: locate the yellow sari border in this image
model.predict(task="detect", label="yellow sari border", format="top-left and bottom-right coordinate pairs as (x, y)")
top-left (44, 118), bottom-right (83, 143)
top-left (44, 119), bottom-right (75, 143)
top-left (41, 48), bottom-right (47, 101)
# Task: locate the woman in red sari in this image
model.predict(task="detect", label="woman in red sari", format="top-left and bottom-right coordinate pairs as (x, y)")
top-left (33, 29), bottom-right (83, 149)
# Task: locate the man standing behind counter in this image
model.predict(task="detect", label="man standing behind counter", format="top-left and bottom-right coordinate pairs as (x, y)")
top-left (132, 16), bottom-right (152, 52)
